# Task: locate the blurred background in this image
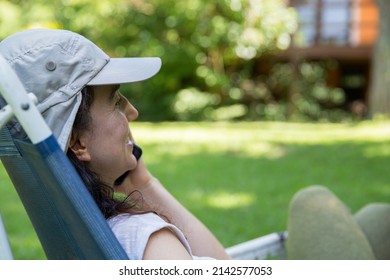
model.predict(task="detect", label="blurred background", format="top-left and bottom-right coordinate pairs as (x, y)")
top-left (1, 0), bottom-right (388, 122)
top-left (0, 0), bottom-right (389, 259)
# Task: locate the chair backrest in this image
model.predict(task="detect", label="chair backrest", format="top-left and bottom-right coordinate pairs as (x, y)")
top-left (0, 55), bottom-right (128, 259)
top-left (0, 130), bottom-right (129, 259)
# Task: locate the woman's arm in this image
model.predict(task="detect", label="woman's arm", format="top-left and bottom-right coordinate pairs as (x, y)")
top-left (140, 175), bottom-right (231, 259)
top-left (119, 158), bottom-right (231, 260)
top-left (143, 228), bottom-right (193, 260)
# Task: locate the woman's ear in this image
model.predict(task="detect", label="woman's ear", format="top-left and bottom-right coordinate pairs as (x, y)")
top-left (68, 132), bottom-right (91, 162)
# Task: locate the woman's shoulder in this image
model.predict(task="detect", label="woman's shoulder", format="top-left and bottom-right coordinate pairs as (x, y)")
top-left (107, 212), bottom-right (166, 228)
top-left (108, 212), bottom-right (175, 241)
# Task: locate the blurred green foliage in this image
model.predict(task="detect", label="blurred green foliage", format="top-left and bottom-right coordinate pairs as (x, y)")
top-left (0, 0), bottom-right (348, 121)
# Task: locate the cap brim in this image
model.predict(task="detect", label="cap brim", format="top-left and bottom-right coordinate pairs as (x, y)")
top-left (87, 57), bottom-right (161, 85)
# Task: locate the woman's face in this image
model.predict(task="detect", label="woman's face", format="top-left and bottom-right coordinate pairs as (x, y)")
top-left (75, 84), bottom-right (139, 186)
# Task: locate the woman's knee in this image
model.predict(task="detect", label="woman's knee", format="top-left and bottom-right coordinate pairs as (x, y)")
top-left (355, 203), bottom-right (390, 260)
top-left (287, 186), bottom-right (375, 259)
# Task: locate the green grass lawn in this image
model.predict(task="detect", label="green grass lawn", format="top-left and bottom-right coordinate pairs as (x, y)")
top-left (1, 120), bottom-right (389, 259)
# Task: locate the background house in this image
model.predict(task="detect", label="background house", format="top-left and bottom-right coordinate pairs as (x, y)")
top-left (282, 0), bottom-right (378, 117)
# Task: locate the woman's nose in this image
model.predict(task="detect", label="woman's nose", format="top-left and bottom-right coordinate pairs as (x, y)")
top-left (124, 99), bottom-right (139, 121)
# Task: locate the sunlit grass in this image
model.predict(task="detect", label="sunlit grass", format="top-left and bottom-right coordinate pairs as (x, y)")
top-left (206, 192), bottom-right (255, 209)
top-left (132, 121), bottom-right (390, 144)
top-left (1, 120), bottom-right (389, 259)
top-left (132, 120), bottom-right (390, 246)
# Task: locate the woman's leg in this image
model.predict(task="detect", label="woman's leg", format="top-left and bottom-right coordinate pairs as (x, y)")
top-left (355, 203), bottom-right (390, 260)
top-left (287, 186), bottom-right (375, 259)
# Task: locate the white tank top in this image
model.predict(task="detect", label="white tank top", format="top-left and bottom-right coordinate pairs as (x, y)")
top-left (107, 212), bottom-right (212, 260)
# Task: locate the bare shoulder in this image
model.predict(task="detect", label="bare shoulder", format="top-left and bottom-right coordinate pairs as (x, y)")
top-left (143, 228), bottom-right (193, 260)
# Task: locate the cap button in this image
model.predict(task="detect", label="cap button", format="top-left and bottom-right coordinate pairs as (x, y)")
top-left (45, 61), bottom-right (57, 71)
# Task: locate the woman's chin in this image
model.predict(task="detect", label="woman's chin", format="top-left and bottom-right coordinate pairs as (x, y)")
top-left (128, 155), bottom-right (138, 170)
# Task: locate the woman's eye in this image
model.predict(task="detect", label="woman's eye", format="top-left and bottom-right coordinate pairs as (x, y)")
top-left (114, 95), bottom-right (122, 108)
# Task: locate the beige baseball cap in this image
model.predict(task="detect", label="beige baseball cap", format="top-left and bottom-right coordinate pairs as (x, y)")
top-left (0, 28), bottom-right (161, 150)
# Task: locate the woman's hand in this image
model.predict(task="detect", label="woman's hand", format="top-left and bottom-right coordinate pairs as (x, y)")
top-left (114, 153), bottom-right (153, 196)
top-left (124, 130), bottom-right (154, 191)
top-left (128, 157), bottom-right (153, 189)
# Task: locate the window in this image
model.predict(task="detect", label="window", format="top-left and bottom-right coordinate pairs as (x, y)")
top-left (291, 0), bottom-right (377, 47)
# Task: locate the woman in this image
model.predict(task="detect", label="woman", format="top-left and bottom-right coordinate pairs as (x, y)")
top-left (67, 84), bottom-right (230, 260)
top-left (0, 28), bottom-right (230, 260)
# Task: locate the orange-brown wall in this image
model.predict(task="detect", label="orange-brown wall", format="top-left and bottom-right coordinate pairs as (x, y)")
top-left (357, 0), bottom-right (378, 45)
